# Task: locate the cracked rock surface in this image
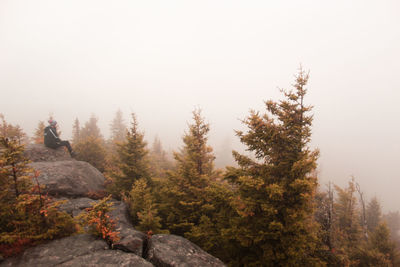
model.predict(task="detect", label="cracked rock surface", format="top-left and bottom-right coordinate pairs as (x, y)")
top-left (30, 160), bottom-right (105, 198)
top-left (0, 234), bottom-right (153, 267)
top-left (146, 235), bottom-right (225, 267)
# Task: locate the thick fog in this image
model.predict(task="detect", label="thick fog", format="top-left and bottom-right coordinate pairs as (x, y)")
top-left (1, 1), bottom-right (399, 211)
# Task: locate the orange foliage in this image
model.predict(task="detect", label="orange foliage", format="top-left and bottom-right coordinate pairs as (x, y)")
top-left (0, 238), bottom-right (32, 257)
top-left (147, 230), bottom-right (153, 239)
top-left (79, 196), bottom-right (120, 246)
top-left (85, 209), bottom-right (120, 243)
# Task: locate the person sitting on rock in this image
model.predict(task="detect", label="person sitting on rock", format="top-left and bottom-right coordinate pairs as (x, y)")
top-left (44, 119), bottom-right (75, 157)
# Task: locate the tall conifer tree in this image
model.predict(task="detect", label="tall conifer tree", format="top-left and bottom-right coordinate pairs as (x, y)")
top-left (149, 136), bottom-right (172, 178)
top-left (73, 115), bottom-right (107, 172)
top-left (107, 110), bottom-right (127, 163)
top-left (355, 222), bottom-right (398, 266)
top-left (160, 109), bottom-right (217, 235)
top-left (366, 196), bottom-right (382, 233)
top-left (384, 211), bottom-right (400, 245)
top-left (110, 109), bottom-right (126, 145)
top-left (109, 113), bottom-right (150, 197)
top-left (71, 118), bottom-right (81, 145)
top-left (127, 178), bottom-right (164, 234)
top-left (333, 179), bottom-right (363, 264)
top-left (79, 115), bottom-right (103, 140)
top-left (225, 69), bottom-right (321, 266)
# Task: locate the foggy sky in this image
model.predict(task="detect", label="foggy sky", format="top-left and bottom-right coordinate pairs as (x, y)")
top-left (1, 0), bottom-right (399, 211)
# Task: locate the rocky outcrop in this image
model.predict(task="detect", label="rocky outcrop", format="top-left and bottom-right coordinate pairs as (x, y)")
top-left (24, 144), bottom-right (73, 162)
top-left (0, 234), bottom-right (153, 267)
top-left (146, 235), bottom-right (225, 267)
top-left (1, 144), bottom-right (225, 266)
top-left (30, 160), bottom-right (105, 198)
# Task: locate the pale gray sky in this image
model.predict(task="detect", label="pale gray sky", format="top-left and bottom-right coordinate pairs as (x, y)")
top-left (1, 0), bottom-right (399, 211)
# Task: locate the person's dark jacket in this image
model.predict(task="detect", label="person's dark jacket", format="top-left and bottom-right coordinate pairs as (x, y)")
top-left (44, 126), bottom-right (61, 148)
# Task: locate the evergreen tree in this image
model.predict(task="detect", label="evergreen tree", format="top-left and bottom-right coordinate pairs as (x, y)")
top-left (126, 178), bottom-right (164, 234)
top-left (315, 180), bottom-right (399, 266)
top-left (369, 223), bottom-right (397, 266)
top-left (149, 136), bottom-right (173, 178)
top-left (32, 121), bottom-right (45, 144)
top-left (0, 114), bottom-right (27, 144)
top-left (71, 118), bottom-right (81, 145)
top-left (79, 115), bottom-right (103, 140)
top-left (384, 211), bottom-right (400, 246)
top-left (152, 136), bottom-right (163, 155)
top-left (160, 109), bottom-right (218, 236)
top-left (0, 115), bottom-right (32, 199)
top-left (73, 115), bottom-right (107, 172)
top-left (355, 222), bottom-right (397, 266)
top-left (107, 110), bottom-right (127, 169)
top-left (224, 69), bottom-right (322, 266)
top-left (0, 138), bottom-right (32, 199)
top-left (0, 136), bottom-right (75, 257)
top-left (332, 179), bottom-right (363, 265)
top-left (366, 196), bottom-right (382, 233)
top-left (109, 109), bottom-right (126, 145)
top-left (108, 113), bottom-right (150, 197)
top-left (184, 179), bottom-right (236, 262)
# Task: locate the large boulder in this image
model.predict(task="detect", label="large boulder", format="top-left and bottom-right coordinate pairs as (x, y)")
top-left (30, 160), bottom-right (105, 198)
top-left (146, 235), bottom-right (225, 267)
top-left (0, 234), bottom-right (106, 266)
top-left (24, 144), bottom-right (73, 162)
top-left (0, 234), bottom-right (152, 267)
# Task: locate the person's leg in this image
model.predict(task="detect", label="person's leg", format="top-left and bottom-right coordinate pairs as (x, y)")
top-left (59, 140), bottom-right (74, 155)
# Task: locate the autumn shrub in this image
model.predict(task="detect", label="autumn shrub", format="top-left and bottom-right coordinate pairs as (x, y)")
top-left (0, 194), bottom-right (76, 257)
top-left (76, 195), bottom-right (120, 246)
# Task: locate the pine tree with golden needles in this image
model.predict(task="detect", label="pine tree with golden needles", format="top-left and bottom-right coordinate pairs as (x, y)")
top-left (160, 109), bottom-right (218, 236)
top-left (108, 113), bottom-right (150, 198)
top-left (225, 69), bottom-right (322, 266)
top-left (127, 178), bottom-right (164, 234)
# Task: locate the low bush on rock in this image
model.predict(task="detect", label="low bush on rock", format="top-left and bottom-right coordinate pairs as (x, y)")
top-left (76, 195), bottom-right (120, 246)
